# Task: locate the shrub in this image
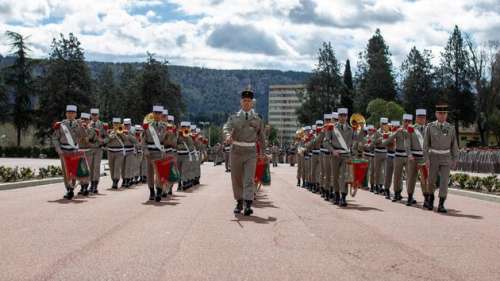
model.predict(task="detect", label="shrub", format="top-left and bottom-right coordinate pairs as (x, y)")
top-left (465, 176), bottom-right (482, 190)
top-left (456, 174), bottom-right (470, 189)
top-left (481, 175), bottom-right (497, 192)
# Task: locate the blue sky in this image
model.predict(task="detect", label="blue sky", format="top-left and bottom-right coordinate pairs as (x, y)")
top-left (0, 0), bottom-right (499, 71)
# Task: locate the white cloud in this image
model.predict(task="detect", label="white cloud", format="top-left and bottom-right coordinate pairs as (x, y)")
top-left (0, 0), bottom-right (499, 71)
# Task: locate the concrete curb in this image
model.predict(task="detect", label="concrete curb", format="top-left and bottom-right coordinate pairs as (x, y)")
top-left (448, 188), bottom-right (500, 203)
top-left (0, 177), bottom-right (64, 191)
top-left (0, 173), bottom-right (107, 191)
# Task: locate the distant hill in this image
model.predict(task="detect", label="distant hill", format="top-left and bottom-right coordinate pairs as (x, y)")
top-left (0, 56), bottom-right (310, 123)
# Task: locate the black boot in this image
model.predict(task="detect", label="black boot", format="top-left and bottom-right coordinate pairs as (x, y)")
top-left (340, 193), bottom-right (348, 207)
top-left (120, 179), bottom-right (127, 188)
top-left (370, 185), bottom-right (374, 193)
top-left (155, 187), bottom-right (162, 202)
top-left (297, 179), bottom-right (301, 187)
top-left (423, 194), bottom-right (429, 209)
top-left (244, 200), bottom-right (254, 216)
top-left (391, 191), bottom-right (399, 202)
top-left (406, 193), bottom-right (415, 206)
top-left (234, 200), bottom-right (243, 214)
top-left (162, 191), bottom-right (167, 198)
top-left (78, 184), bottom-right (85, 195)
top-left (82, 183), bottom-right (89, 196)
top-left (63, 188), bottom-right (74, 200)
top-left (385, 188), bottom-right (391, 200)
top-left (168, 188), bottom-right (173, 195)
top-left (91, 181), bottom-right (99, 194)
top-left (177, 181), bottom-right (184, 192)
top-left (437, 197), bottom-right (447, 213)
top-left (427, 194), bottom-right (435, 210)
top-left (112, 179), bottom-right (118, 189)
top-left (324, 190), bottom-right (330, 201)
top-left (333, 192), bottom-right (340, 205)
top-left (302, 181), bottom-right (306, 188)
top-left (148, 187), bottom-right (155, 201)
top-left (141, 176), bottom-right (147, 183)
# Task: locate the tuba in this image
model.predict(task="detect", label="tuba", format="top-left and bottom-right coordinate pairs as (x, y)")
top-left (143, 113), bottom-right (155, 124)
top-left (350, 113), bottom-right (365, 133)
top-left (116, 124), bottom-right (125, 134)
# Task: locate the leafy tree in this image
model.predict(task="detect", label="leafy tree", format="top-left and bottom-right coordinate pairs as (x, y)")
top-left (0, 73), bottom-right (8, 123)
top-left (36, 33), bottom-right (92, 140)
top-left (440, 25), bottom-right (476, 142)
top-left (297, 42), bottom-right (343, 124)
top-left (356, 29), bottom-right (397, 113)
top-left (366, 98), bottom-right (404, 127)
top-left (4, 31), bottom-right (35, 146)
top-left (95, 65), bottom-right (118, 122)
top-left (401, 46), bottom-right (437, 116)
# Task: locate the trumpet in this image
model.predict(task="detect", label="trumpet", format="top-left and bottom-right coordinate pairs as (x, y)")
top-left (180, 127), bottom-right (190, 137)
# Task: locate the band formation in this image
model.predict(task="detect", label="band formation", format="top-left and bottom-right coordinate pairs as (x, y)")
top-left (292, 104), bottom-right (458, 213)
top-left (52, 105), bottom-right (208, 202)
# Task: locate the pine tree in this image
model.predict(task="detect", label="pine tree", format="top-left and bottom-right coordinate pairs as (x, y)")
top-left (297, 42), bottom-right (343, 124)
top-left (401, 47), bottom-right (437, 116)
top-left (4, 31), bottom-right (35, 146)
top-left (36, 33), bottom-right (92, 139)
top-left (357, 29), bottom-right (397, 114)
top-left (440, 25), bottom-right (476, 142)
top-left (341, 59), bottom-right (354, 113)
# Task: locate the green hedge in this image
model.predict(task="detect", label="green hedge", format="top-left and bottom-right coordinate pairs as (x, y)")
top-left (0, 146), bottom-right (58, 158)
top-left (0, 165), bottom-right (63, 183)
top-left (449, 173), bottom-right (500, 193)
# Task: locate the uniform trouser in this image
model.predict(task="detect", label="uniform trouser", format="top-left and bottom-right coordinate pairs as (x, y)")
top-left (60, 151), bottom-right (77, 189)
top-left (146, 151), bottom-right (163, 189)
top-left (165, 152), bottom-right (177, 192)
top-left (321, 153), bottom-right (332, 190)
top-left (230, 146), bottom-right (256, 201)
top-left (272, 155), bottom-right (279, 165)
top-left (88, 148), bottom-right (102, 182)
top-left (332, 155), bottom-right (349, 193)
top-left (122, 152), bottom-right (135, 179)
top-left (297, 155), bottom-right (304, 179)
top-left (224, 152), bottom-right (231, 170)
top-left (384, 156), bottom-right (394, 191)
top-left (428, 154), bottom-right (451, 198)
top-left (393, 156), bottom-right (408, 193)
top-left (364, 155), bottom-right (375, 187)
top-left (311, 153), bottom-right (321, 184)
top-left (304, 158), bottom-right (311, 182)
top-left (79, 150), bottom-right (92, 185)
top-left (134, 153), bottom-right (142, 178)
top-left (407, 157), bottom-right (428, 195)
top-left (140, 157), bottom-right (147, 177)
top-left (330, 156), bottom-right (338, 191)
top-left (374, 153), bottom-right (386, 185)
top-left (108, 151), bottom-right (124, 180)
top-left (288, 154), bottom-right (296, 165)
top-left (177, 154), bottom-right (191, 182)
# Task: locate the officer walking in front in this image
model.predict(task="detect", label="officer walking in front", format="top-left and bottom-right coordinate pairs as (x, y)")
top-left (423, 104), bottom-right (459, 213)
top-left (223, 88), bottom-right (266, 216)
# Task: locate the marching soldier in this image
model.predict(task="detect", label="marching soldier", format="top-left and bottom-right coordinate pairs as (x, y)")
top-left (373, 117), bottom-right (389, 195)
top-left (327, 108), bottom-right (354, 207)
top-left (121, 118), bottom-right (138, 188)
top-left (392, 114), bottom-right (412, 204)
top-left (320, 114), bottom-right (333, 200)
top-left (52, 105), bottom-right (85, 199)
top-left (213, 143), bottom-right (223, 166)
top-left (106, 118), bottom-right (126, 189)
top-left (162, 114), bottom-right (178, 197)
top-left (177, 122), bottom-right (194, 191)
top-left (223, 88), bottom-right (266, 216)
top-left (133, 125), bottom-right (145, 184)
top-left (142, 105), bottom-right (168, 201)
top-left (88, 108), bottom-right (107, 194)
top-left (407, 109), bottom-right (428, 208)
top-left (363, 125), bottom-right (376, 191)
top-left (296, 131), bottom-right (305, 187)
top-left (287, 141), bottom-right (297, 167)
top-left (423, 104), bottom-right (459, 213)
top-left (310, 121), bottom-right (323, 193)
top-left (382, 121), bottom-right (397, 200)
top-left (76, 112), bottom-right (96, 196)
top-left (303, 126), bottom-right (313, 189)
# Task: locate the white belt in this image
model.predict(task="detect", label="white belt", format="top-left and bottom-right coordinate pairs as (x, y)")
top-left (60, 144), bottom-right (78, 150)
top-left (320, 148), bottom-right (329, 152)
top-left (147, 144), bottom-right (163, 150)
top-left (364, 152), bottom-right (374, 157)
top-left (429, 149), bottom-right (450, 155)
top-left (233, 141), bottom-right (255, 147)
top-left (387, 153), bottom-right (395, 158)
top-left (411, 150), bottom-right (424, 156)
top-left (375, 148), bottom-right (387, 153)
top-left (108, 148), bottom-right (124, 152)
top-left (395, 152), bottom-right (407, 157)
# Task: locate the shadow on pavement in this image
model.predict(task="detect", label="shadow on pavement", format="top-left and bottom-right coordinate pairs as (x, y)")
top-left (231, 215), bottom-right (277, 226)
top-left (342, 203), bottom-right (384, 212)
top-left (253, 193), bottom-right (279, 209)
top-left (47, 198), bottom-right (88, 204)
top-left (142, 200), bottom-right (179, 206)
top-left (441, 209), bottom-right (483, 220)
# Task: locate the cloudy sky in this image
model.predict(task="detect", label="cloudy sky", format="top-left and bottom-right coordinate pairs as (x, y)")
top-left (0, 0), bottom-right (499, 71)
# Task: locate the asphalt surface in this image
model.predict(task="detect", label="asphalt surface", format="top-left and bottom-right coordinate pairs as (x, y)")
top-left (1, 164), bottom-right (500, 281)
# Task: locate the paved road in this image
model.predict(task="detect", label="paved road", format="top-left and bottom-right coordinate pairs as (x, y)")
top-left (1, 164), bottom-right (500, 281)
